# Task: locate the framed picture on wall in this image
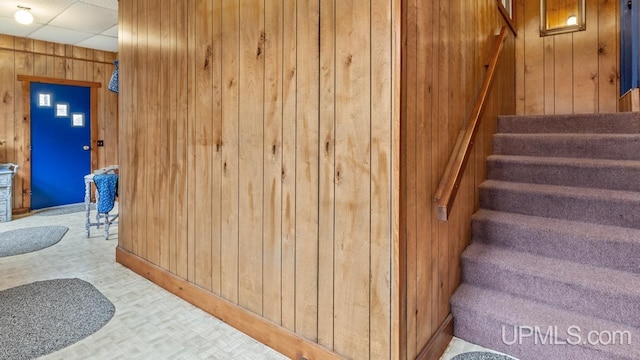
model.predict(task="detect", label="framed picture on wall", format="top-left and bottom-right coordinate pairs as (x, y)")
top-left (71, 113), bottom-right (85, 127)
top-left (55, 103), bottom-right (69, 117)
top-left (38, 93), bottom-right (52, 107)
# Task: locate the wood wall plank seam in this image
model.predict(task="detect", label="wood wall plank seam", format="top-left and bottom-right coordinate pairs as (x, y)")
top-left (0, 46), bottom-right (115, 65)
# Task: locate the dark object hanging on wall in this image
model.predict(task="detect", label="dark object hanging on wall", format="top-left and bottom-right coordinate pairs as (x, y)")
top-left (108, 60), bottom-right (118, 94)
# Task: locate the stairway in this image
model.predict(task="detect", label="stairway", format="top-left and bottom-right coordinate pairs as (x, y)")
top-left (450, 112), bottom-right (640, 360)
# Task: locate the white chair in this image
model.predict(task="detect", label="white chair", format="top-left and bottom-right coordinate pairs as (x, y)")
top-left (87, 173), bottom-right (118, 239)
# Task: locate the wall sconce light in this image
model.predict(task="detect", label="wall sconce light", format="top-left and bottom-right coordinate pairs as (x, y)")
top-left (567, 15), bottom-right (578, 26)
top-left (14, 6), bottom-right (33, 25)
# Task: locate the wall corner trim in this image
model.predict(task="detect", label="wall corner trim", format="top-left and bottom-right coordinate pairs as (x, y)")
top-left (416, 314), bottom-right (454, 360)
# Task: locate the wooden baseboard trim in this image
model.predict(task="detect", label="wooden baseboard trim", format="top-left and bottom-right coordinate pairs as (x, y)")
top-left (116, 247), bottom-right (343, 360)
top-left (416, 314), bottom-right (454, 360)
top-left (12, 207), bottom-right (30, 215)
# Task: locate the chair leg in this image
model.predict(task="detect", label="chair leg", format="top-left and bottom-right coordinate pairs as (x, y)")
top-left (104, 212), bottom-right (110, 239)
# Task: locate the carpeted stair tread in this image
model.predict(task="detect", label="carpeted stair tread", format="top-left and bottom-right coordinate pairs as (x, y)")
top-left (479, 180), bottom-right (640, 229)
top-left (487, 155), bottom-right (640, 191)
top-left (498, 112), bottom-right (640, 134)
top-left (451, 284), bottom-right (640, 360)
top-left (455, 112), bottom-right (640, 360)
top-left (472, 209), bottom-right (640, 273)
top-left (493, 133), bottom-right (640, 160)
top-left (462, 243), bottom-right (640, 327)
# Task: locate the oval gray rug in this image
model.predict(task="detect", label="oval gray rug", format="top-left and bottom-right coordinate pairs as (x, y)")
top-left (452, 351), bottom-right (515, 360)
top-left (0, 278), bottom-right (115, 360)
top-left (0, 226), bottom-right (68, 257)
top-left (35, 203), bottom-right (95, 216)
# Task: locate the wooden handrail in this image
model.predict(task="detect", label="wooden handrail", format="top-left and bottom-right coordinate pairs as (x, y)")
top-left (434, 26), bottom-right (508, 221)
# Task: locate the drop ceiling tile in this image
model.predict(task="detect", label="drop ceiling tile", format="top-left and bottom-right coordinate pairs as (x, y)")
top-left (79, 0), bottom-right (118, 11)
top-left (76, 34), bottom-right (117, 52)
top-left (28, 25), bottom-right (93, 45)
top-left (0, 16), bottom-right (42, 37)
top-left (0, 0), bottom-right (76, 24)
top-left (101, 24), bottom-right (117, 38)
top-left (50, 2), bottom-right (116, 34)
top-left (0, 0), bottom-right (119, 52)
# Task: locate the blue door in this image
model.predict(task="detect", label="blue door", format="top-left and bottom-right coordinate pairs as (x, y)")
top-left (30, 83), bottom-right (91, 210)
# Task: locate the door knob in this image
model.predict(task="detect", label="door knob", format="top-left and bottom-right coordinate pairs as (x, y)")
top-left (83, 145), bottom-right (90, 151)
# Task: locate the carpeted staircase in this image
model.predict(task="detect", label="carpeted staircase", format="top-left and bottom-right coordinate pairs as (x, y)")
top-left (450, 112), bottom-right (640, 360)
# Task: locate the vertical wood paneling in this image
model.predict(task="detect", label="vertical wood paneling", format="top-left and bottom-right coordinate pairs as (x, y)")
top-left (263, 0), bottom-right (283, 324)
top-left (13, 51), bottom-right (32, 209)
top-left (185, 0), bottom-right (196, 283)
top-left (370, 0), bottom-right (393, 357)
top-left (118, 0), bottom-right (132, 254)
top-left (294, 0), bottom-right (319, 340)
top-left (93, 60), bottom-right (106, 168)
top-left (220, 0), bottom-right (240, 303)
top-left (414, 0), bottom-right (433, 353)
top-left (238, 0), bottom-right (265, 314)
top-left (33, 54), bottom-right (46, 76)
top-left (210, 0), bottom-right (223, 296)
top-left (138, 0), bottom-right (150, 261)
top-left (280, 0), bottom-right (297, 332)
top-left (523, 0), bottom-right (545, 113)
top-left (597, 0), bottom-right (618, 112)
top-left (391, 0), bottom-right (402, 357)
top-left (0, 35), bottom-right (14, 48)
top-left (402, 0), bottom-right (418, 355)
top-left (131, 0), bottom-right (141, 256)
top-left (158, 0), bottom-right (171, 271)
top-left (554, 33), bottom-right (574, 113)
top-left (516, 0), bottom-right (619, 114)
top-left (193, 0), bottom-right (214, 291)
top-left (119, 0), bottom-right (397, 359)
top-left (572, 0), bottom-right (599, 113)
top-left (175, 0), bottom-right (189, 279)
top-left (401, 0), bottom-right (517, 358)
top-left (15, 38), bottom-right (32, 52)
top-left (334, 0), bottom-right (371, 356)
top-left (542, 36), bottom-right (555, 112)
top-left (0, 50), bottom-right (14, 168)
top-left (435, 0), bottom-right (450, 334)
top-left (514, 0), bottom-right (526, 114)
top-left (146, 0), bottom-right (161, 267)
top-left (318, 0), bottom-right (335, 348)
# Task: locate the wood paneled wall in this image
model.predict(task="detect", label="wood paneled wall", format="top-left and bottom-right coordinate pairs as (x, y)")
top-left (117, 0), bottom-right (399, 359)
top-left (0, 34), bottom-right (118, 210)
top-left (516, 0), bottom-right (619, 114)
top-left (545, 0), bottom-right (580, 29)
top-left (401, 1), bottom-right (516, 358)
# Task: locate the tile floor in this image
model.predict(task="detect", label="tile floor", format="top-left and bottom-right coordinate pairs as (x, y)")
top-left (0, 205), bottom-right (286, 360)
top-left (440, 337), bottom-right (515, 359)
top-left (0, 204), bottom-right (506, 360)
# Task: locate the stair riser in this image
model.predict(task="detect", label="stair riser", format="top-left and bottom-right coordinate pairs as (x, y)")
top-left (452, 306), bottom-right (634, 360)
top-left (462, 259), bottom-right (640, 327)
top-left (465, 113), bottom-right (640, 360)
top-left (480, 186), bottom-right (640, 229)
top-left (493, 136), bottom-right (640, 160)
top-left (487, 160), bottom-right (640, 192)
top-left (498, 114), bottom-right (640, 134)
top-left (472, 218), bottom-right (640, 274)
